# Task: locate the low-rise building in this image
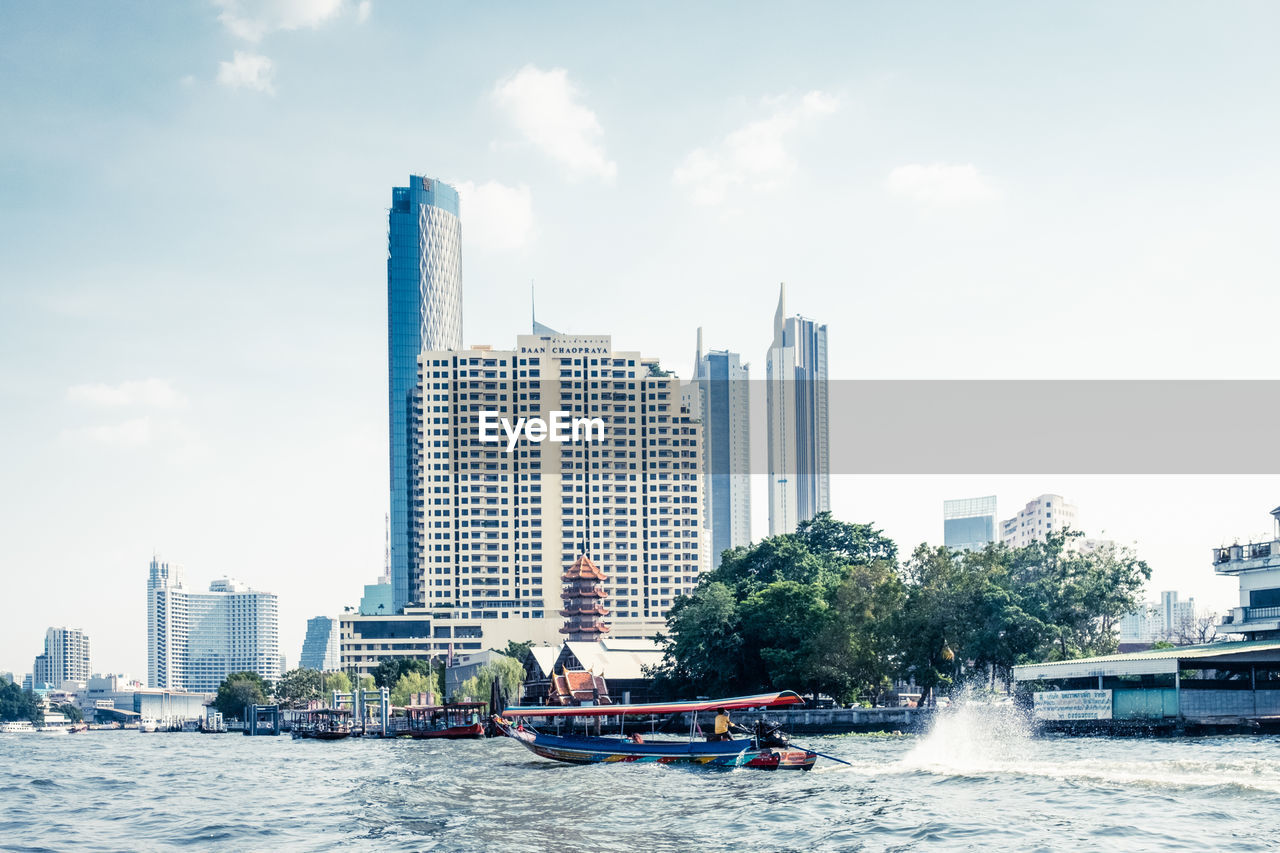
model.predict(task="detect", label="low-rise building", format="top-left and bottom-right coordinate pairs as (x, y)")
top-left (1214, 506), bottom-right (1280, 639)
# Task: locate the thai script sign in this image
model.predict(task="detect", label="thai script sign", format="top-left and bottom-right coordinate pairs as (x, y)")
top-left (1033, 689), bottom-right (1112, 721)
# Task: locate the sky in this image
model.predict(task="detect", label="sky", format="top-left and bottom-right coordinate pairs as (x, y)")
top-left (2, 1), bottom-right (1279, 680)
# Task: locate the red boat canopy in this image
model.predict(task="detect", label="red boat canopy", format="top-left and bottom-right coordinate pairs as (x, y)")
top-left (500, 691), bottom-right (804, 718)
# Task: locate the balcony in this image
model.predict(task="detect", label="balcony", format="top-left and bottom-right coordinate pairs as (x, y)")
top-left (1213, 540), bottom-right (1280, 575)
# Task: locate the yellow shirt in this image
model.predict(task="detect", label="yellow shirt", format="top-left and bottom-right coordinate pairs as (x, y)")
top-left (714, 713), bottom-right (730, 734)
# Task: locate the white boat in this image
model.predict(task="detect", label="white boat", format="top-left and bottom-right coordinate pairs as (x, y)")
top-left (0, 721), bottom-right (36, 734)
top-left (139, 718), bottom-right (159, 733)
top-left (38, 725), bottom-right (69, 736)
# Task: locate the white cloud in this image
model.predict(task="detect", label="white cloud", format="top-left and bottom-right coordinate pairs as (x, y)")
top-left (214, 0), bottom-right (346, 42)
top-left (885, 163), bottom-right (1000, 206)
top-left (67, 379), bottom-right (188, 409)
top-left (673, 90), bottom-right (838, 206)
top-left (66, 418), bottom-right (154, 447)
top-left (456, 180), bottom-right (534, 252)
top-left (492, 66), bottom-right (617, 183)
top-left (217, 51), bottom-right (276, 94)
top-left (356, 0), bottom-right (372, 23)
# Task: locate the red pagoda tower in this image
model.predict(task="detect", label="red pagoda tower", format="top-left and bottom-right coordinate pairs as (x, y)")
top-left (559, 555), bottom-right (611, 641)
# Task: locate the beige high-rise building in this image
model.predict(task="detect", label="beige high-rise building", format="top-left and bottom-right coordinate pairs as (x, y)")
top-left (401, 331), bottom-right (704, 646)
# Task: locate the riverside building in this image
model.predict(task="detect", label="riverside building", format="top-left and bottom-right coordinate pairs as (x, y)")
top-left (765, 284), bottom-right (829, 537)
top-left (146, 557), bottom-right (280, 691)
top-left (388, 175), bottom-right (463, 614)
top-left (1214, 505), bottom-right (1280, 639)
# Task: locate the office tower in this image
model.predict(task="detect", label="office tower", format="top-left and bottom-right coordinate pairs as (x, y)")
top-left (693, 328), bottom-right (751, 567)
top-left (765, 284), bottom-right (829, 537)
top-left (413, 332), bottom-right (704, 631)
top-left (146, 557), bottom-right (280, 692)
top-left (999, 494), bottom-right (1078, 548)
top-left (943, 496), bottom-right (998, 552)
top-left (33, 627), bottom-right (90, 687)
top-left (299, 616), bottom-right (340, 671)
top-left (388, 175), bottom-right (463, 613)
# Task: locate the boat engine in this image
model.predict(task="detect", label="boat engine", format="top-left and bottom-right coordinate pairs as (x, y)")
top-left (752, 719), bottom-right (791, 748)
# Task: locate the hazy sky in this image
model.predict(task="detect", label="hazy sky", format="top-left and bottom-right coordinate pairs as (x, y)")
top-left (2, 1), bottom-right (1279, 680)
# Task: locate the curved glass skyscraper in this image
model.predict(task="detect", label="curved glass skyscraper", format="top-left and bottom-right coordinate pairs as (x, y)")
top-left (388, 176), bottom-right (462, 612)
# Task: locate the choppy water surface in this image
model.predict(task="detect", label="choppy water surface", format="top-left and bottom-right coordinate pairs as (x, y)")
top-left (2, 703), bottom-right (1279, 852)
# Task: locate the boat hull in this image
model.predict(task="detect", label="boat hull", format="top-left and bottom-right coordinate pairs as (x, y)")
top-left (499, 723), bottom-right (816, 770)
top-left (406, 723), bottom-right (486, 740)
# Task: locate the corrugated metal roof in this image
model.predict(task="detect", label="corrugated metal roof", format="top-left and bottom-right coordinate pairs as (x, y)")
top-left (1012, 640), bottom-right (1280, 681)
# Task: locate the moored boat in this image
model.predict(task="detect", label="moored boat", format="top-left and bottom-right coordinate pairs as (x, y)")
top-left (403, 701), bottom-right (487, 740)
top-left (494, 691), bottom-right (818, 770)
top-left (292, 708), bottom-right (353, 740)
top-left (1, 721), bottom-right (37, 734)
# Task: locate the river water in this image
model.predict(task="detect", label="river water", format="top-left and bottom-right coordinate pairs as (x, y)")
top-left (2, 702), bottom-right (1278, 852)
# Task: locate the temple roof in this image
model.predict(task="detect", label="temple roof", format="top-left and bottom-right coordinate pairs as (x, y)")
top-left (563, 554), bottom-right (607, 581)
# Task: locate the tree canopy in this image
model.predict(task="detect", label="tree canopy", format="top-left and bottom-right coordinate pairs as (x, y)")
top-left (651, 515), bottom-right (1150, 705)
top-left (374, 657), bottom-right (433, 688)
top-left (213, 671), bottom-right (271, 720)
top-left (0, 681), bottom-right (42, 723)
top-left (455, 656), bottom-right (525, 704)
top-left (275, 668), bottom-right (324, 709)
top-left (323, 671), bottom-right (352, 695)
top-left (391, 671), bottom-right (440, 707)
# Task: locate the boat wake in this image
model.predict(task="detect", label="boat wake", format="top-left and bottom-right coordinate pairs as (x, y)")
top-left (821, 691), bottom-right (1280, 795)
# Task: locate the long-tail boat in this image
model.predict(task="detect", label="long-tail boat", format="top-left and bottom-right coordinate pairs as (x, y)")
top-left (493, 691), bottom-right (817, 770)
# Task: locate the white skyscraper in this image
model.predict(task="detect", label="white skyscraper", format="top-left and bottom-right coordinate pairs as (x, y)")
top-left (693, 328), bottom-right (751, 567)
top-left (999, 494), bottom-right (1079, 548)
top-left (766, 284), bottom-right (829, 537)
top-left (409, 331), bottom-right (705, 639)
top-left (146, 557), bottom-right (280, 691)
top-left (33, 627), bottom-right (90, 687)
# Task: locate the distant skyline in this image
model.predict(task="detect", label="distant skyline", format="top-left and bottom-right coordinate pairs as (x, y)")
top-left (3, 1), bottom-right (1280, 677)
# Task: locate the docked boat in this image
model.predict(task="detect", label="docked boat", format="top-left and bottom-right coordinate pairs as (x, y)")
top-left (402, 701), bottom-right (487, 740)
top-left (37, 725), bottom-right (69, 736)
top-left (291, 708), bottom-right (353, 740)
top-left (0, 721), bottom-right (36, 734)
top-left (139, 718), bottom-right (159, 733)
top-left (494, 691), bottom-right (818, 770)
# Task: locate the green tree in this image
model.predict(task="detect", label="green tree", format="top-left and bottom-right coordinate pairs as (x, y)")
top-left (374, 657), bottom-right (433, 688)
top-left (391, 671), bottom-right (439, 707)
top-left (276, 668), bottom-right (324, 709)
top-left (356, 675), bottom-right (376, 691)
top-left (454, 656), bottom-right (524, 703)
top-left (651, 514), bottom-right (899, 700)
top-left (58, 703), bottom-right (83, 723)
top-left (495, 640), bottom-right (533, 662)
top-left (323, 671), bottom-right (352, 695)
top-left (0, 682), bottom-right (41, 723)
top-left (213, 671), bottom-right (270, 720)
top-left (809, 560), bottom-right (905, 704)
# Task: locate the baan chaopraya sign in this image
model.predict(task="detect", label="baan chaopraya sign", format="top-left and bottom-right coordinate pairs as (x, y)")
top-left (1033, 689), bottom-right (1113, 721)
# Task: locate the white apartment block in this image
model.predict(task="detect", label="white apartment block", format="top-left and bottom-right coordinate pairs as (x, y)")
top-left (146, 557), bottom-right (280, 691)
top-left (33, 627), bottom-right (90, 688)
top-left (404, 332), bottom-right (704, 645)
top-left (999, 494), bottom-right (1079, 548)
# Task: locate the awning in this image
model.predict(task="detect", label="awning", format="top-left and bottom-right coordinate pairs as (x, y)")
top-left (501, 691), bottom-right (804, 718)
